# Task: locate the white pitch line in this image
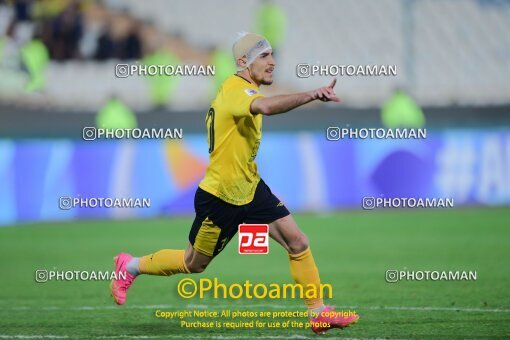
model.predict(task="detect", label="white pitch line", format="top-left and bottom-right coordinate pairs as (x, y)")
top-left (0, 336), bottom-right (320, 340)
top-left (364, 306), bottom-right (510, 313)
top-left (3, 304), bottom-right (510, 313)
top-left (95, 335), bottom-right (316, 339)
top-left (0, 336), bottom-right (69, 339)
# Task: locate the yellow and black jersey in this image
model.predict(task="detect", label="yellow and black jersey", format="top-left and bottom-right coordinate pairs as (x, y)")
top-left (198, 74), bottom-right (264, 205)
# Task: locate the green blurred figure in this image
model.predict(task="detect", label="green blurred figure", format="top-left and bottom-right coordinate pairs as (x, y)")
top-left (142, 49), bottom-right (180, 108)
top-left (210, 48), bottom-right (236, 93)
top-left (96, 96), bottom-right (137, 129)
top-left (21, 39), bottom-right (49, 92)
top-left (381, 89), bottom-right (426, 128)
top-left (255, 0), bottom-right (287, 51)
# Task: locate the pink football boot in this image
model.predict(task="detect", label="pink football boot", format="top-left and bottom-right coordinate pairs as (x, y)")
top-left (110, 253), bottom-right (137, 305)
top-left (310, 305), bottom-right (359, 334)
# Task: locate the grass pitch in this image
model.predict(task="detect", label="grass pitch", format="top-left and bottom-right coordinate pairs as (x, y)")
top-left (1, 208), bottom-right (509, 338)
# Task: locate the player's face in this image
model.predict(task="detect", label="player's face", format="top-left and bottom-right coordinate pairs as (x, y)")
top-left (249, 51), bottom-right (275, 85)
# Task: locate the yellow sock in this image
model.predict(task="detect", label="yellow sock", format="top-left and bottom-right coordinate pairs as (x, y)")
top-left (139, 249), bottom-right (190, 276)
top-left (289, 247), bottom-right (323, 309)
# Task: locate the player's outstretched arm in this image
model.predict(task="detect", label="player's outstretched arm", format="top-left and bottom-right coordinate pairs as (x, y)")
top-left (251, 79), bottom-right (340, 116)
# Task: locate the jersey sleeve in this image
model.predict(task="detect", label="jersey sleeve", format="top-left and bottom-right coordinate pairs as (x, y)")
top-left (226, 86), bottom-right (264, 117)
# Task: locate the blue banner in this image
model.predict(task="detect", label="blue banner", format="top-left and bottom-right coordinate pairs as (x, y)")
top-left (0, 129), bottom-right (509, 225)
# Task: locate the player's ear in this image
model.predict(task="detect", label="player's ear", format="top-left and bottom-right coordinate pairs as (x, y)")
top-left (237, 56), bottom-right (247, 69)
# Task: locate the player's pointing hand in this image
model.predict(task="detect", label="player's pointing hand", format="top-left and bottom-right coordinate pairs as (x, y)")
top-left (328, 78), bottom-right (337, 89)
top-left (311, 78), bottom-right (340, 102)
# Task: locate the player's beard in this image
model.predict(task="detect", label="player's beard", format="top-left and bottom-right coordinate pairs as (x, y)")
top-left (260, 78), bottom-right (273, 85)
top-left (258, 71), bottom-right (273, 85)
top-left (248, 66), bottom-right (273, 86)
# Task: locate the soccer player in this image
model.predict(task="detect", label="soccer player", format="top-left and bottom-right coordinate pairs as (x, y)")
top-left (111, 32), bottom-right (359, 334)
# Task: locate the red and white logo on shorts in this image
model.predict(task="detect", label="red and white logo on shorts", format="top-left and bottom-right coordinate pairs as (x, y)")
top-left (238, 224), bottom-right (269, 254)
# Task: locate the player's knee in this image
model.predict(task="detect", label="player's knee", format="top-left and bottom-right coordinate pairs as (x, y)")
top-left (288, 233), bottom-right (309, 254)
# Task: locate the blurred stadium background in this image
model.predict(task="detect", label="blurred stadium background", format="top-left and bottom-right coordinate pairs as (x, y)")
top-left (0, 0), bottom-right (510, 338)
top-left (0, 0), bottom-right (509, 224)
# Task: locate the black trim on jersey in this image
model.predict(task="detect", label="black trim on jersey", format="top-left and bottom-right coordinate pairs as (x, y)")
top-left (234, 74), bottom-right (252, 84)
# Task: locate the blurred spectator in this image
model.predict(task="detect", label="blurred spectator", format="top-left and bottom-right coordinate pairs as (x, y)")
top-left (50, 1), bottom-right (83, 60)
top-left (13, 0), bottom-right (32, 21)
top-left (21, 35), bottom-right (49, 92)
top-left (255, 0), bottom-right (286, 52)
top-left (142, 48), bottom-right (180, 108)
top-left (94, 12), bottom-right (141, 60)
top-left (79, 1), bottom-right (107, 59)
top-left (137, 23), bottom-right (180, 108)
top-left (96, 95), bottom-right (137, 129)
top-left (1, 19), bottom-right (34, 66)
top-left (1, 1), bottom-right (166, 64)
top-left (0, 20), bottom-right (21, 69)
top-left (210, 47), bottom-right (236, 93)
top-left (94, 24), bottom-right (115, 60)
top-left (381, 89), bottom-right (426, 128)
